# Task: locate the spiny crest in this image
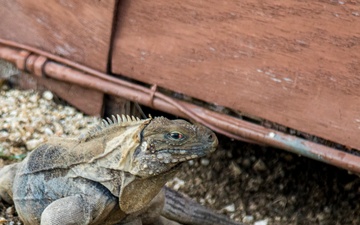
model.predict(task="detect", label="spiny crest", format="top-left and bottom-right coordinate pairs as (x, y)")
top-left (101, 114), bottom-right (141, 127)
top-left (78, 114), bottom-right (143, 142)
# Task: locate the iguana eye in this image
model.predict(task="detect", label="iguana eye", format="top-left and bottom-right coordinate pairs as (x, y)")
top-left (167, 131), bottom-right (185, 140)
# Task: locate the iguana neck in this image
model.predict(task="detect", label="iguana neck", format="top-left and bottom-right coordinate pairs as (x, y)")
top-left (70, 119), bottom-right (150, 196)
top-left (87, 119), bottom-right (150, 172)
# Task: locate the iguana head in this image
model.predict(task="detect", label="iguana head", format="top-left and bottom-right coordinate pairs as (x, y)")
top-left (82, 115), bottom-right (218, 213)
top-left (130, 117), bottom-right (218, 177)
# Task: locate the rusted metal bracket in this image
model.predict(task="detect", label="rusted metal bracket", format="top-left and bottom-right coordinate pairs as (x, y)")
top-left (0, 39), bottom-right (360, 174)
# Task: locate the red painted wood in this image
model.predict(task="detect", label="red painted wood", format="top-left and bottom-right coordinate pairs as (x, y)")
top-left (0, 0), bottom-right (117, 71)
top-left (111, 0), bottom-right (360, 149)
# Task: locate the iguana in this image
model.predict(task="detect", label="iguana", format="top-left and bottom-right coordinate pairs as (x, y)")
top-left (0, 115), bottom-right (242, 225)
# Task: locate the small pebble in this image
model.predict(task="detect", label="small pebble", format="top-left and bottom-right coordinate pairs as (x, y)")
top-left (223, 203), bottom-right (236, 213)
top-left (243, 215), bottom-right (254, 223)
top-left (42, 90), bottom-right (53, 101)
top-left (200, 158), bottom-right (210, 166)
top-left (5, 206), bottom-right (14, 216)
top-left (171, 177), bottom-right (185, 191)
top-left (324, 206), bottom-right (331, 213)
top-left (0, 131), bottom-right (9, 141)
top-left (44, 127), bottom-right (54, 136)
top-left (316, 213), bottom-right (326, 221)
top-left (242, 158), bottom-right (251, 168)
top-left (254, 219), bottom-right (268, 225)
top-left (344, 181), bottom-right (355, 191)
top-left (25, 139), bottom-right (43, 150)
top-left (253, 159), bottom-right (267, 172)
top-left (0, 217), bottom-right (7, 224)
top-left (29, 94), bottom-right (39, 103)
top-left (229, 161), bottom-right (242, 176)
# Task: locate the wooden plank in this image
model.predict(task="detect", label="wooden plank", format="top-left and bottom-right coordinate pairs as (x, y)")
top-left (112, 0), bottom-right (360, 149)
top-left (0, 0), bottom-right (117, 71)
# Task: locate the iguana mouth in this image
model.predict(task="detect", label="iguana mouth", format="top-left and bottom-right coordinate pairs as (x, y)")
top-left (157, 141), bottom-right (217, 154)
top-left (154, 147), bottom-right (213, 164)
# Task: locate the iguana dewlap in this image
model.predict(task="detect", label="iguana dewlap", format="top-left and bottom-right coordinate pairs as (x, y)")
top-left (0, 115), bottom-right (242, 225)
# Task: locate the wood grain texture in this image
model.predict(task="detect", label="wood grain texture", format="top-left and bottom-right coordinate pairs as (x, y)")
top-left (112, 0), bottom-right (360, 149)
top-left (0, 0), bottom-right (117, 71)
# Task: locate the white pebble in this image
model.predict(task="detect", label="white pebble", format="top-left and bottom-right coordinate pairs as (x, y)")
top-left (254, 219), bottom-right (269, 225)
top-left (0, 131), bottom-right (9, 141)
top-left (188, 160), bottom-right (194, 166)
top-left (172, 177), bottom-right (185, 191)
top-left (44, 127), bottom-right (54, 136)
top-left (223, 203), bottom-right (236, 213)
top-left (242, 215), bottom-right (254, 223)
top-left (25, 139), bottom-right (43, 150)
top-left (200, 158), bottom-right (210, 166)
top-left (29, 94), bottom-right (39, 103)
top-left (42, 91), bottom-right (53, 101)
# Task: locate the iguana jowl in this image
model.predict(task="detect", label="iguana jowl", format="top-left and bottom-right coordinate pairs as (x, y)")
top-left (0, 115), bottom-right (242, 225)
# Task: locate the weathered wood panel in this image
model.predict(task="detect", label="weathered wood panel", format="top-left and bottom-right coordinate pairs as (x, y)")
top-left (112, 0), bottom-right (360, 149)
top-left (0, 0), bottom-right (117, 71)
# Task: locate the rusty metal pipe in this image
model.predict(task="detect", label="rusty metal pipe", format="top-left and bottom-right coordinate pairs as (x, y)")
top-left (0, 42), bottom-right (360, 174)
top-left (43, 61), bottom-right (244, 141)
top-left (202, 111), bottom-right (360, 172)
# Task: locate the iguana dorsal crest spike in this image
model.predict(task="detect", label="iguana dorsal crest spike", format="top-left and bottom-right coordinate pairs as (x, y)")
top-left (79, 114), bottom-right (147, 142)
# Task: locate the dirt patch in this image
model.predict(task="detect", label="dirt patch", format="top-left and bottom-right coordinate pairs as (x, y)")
top-left (170, 138), bottom-right (360, 224)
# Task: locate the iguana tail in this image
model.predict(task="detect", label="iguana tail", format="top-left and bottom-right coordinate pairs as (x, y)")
top-left (162, 187), bottom-right (243, 225)
top-left (0, 163), bottom-right (20, 204)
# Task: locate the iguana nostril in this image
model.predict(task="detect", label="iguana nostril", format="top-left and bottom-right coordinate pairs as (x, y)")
top-left (208, 134), bottom-right (214, 142)
top-left (208, 131), bottom-right (218, 141)
top-left (207, 132), bottom-right (218, 150)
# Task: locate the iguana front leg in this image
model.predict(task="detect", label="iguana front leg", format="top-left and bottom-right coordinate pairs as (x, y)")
top-left (40, 195), bottom-right (117, 225)
top-left (121, 189), bottom-right (180, 225)
top-left (40, 195), bottom-right (96, 225)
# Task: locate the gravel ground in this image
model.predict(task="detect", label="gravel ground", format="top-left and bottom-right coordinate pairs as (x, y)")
top-left (1, 86), bottom-right (360, 225)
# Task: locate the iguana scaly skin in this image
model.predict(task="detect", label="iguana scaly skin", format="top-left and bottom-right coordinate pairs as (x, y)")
top-left (0, 115), bottom-right (242, 225)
